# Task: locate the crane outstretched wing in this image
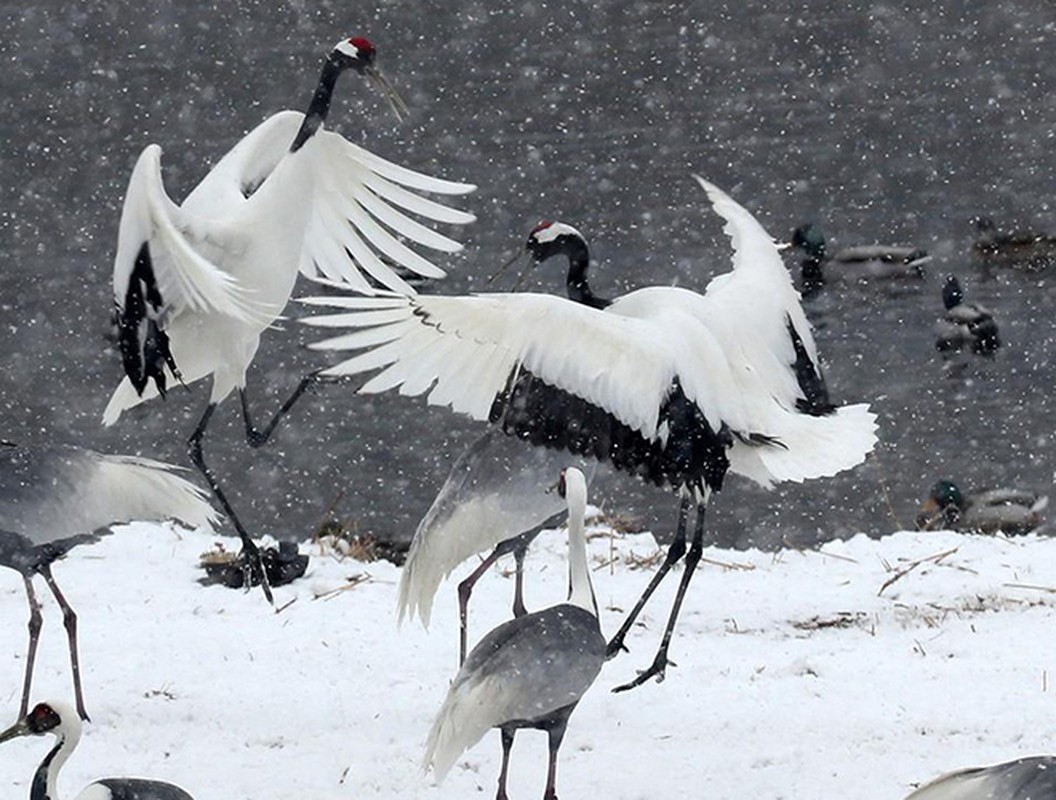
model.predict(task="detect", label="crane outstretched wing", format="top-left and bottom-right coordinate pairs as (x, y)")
top-left (301, 288), bottom-right (747, 493)
top-left (303, 290), bottom-right (737, 436)
top-left (112, 144), bottom-right (268, 395)
top-left (113, 144), bottom-right (263, 324)
top-left (300, 122), bottom-right (475, 294)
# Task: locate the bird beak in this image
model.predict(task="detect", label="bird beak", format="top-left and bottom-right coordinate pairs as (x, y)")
top-left (915, 497), bottom-right (941, 530)
top-left (366, 66), bottom-right (410, 122)
top-left (774, 240), bottom-right (793, 252)
top-left (0, 718), bottom-right (30, 745)
top-left (485, 249), bottom-right (529, 288)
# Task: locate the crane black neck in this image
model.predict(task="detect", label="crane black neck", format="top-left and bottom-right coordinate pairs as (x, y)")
top-left (30, 738), bottom-right (61, 800)
top-left (561, 237), bottom-right (610, 310)
top-left (291, 56), bottom-right (346, 153)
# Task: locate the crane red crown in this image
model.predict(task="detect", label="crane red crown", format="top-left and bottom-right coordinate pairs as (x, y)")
top-left (348, 37), bottom-right (375, 56)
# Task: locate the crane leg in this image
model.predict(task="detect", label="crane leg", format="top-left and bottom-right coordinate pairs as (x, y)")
top-left (239, 372), bottom-right (320, 448)
top-left (38, 565), bottom-right (89, 721)
top-left (543, 717), bottom-right (570, 800)
top-left (512, 542), bottom-right (528, 618)
top-left (496, 726), bottom-right (516, 800)
top-left (613, 503), bottom-right (706, 693)
top-left (456, 521), bottom-right (553, 665)
top-left (19, 576), bottom-right (42, 720)
top-left (188, 401), bottom-right (273, 605)
top-left (457, 547), bottom-right (504, 666)
top-left (605, 496), bottom-right (690, 658)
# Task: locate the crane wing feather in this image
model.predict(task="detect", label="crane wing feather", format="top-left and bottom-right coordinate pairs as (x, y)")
top-left (304, 291), bottom-right (695, 441)
top-left (298, 129), bottom-right (475, 291)
top-left (112, 145), bottom-right (264, 323)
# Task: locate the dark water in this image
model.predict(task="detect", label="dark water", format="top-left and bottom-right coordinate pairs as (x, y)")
top-left (1, 2), bottom-right (1054, 550)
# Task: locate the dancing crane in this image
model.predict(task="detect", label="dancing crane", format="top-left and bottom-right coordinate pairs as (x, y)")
top-left (102, 36), bottom-right (474, 599)
top-left (301, 177), bottom-right (878, 690)
top-left (423, 466), bottom-right (605, 800)
top-left (1, 441), bottom-right (217, 720)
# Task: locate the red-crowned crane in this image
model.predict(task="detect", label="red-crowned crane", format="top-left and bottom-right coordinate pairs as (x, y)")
top-left (102, 36), bottom-right (475, 601)
top-left (0, 700), bottom-right (195, 799)
top-left (301, 177), bottom-right (878, 690)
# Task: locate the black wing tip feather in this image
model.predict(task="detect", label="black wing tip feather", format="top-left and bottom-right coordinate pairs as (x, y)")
top-left (786, 317), bottom-right (836, 416)
top-left (116, 242), bottom-right (180, 397)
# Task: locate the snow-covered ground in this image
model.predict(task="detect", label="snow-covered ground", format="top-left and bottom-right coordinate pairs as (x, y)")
top-left (2, 517), bottom-right (1055, 799)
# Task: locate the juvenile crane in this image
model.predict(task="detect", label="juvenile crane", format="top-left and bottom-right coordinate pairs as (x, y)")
top-left (1, 441), bottom-right (218, 720)
top-left (302, 177), bottom-right (878, 689)
top-left (103, 36), bottom-right (475, 596)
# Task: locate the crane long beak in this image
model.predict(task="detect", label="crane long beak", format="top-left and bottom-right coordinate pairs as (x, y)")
top-left (0, 718), bottom-right (31, 744)
top-left (367, 67), bottom-right (410, 122)
top-left (485, 250), bottom-right (529, 287)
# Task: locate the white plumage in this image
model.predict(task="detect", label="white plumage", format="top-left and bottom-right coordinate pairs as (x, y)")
top-left (302, 176), bottom-right (877, 688)
top-left (905, 756), bottom-right (1056, 800)
top-left (101, 37), bottom-right (473, 595)
top-left (303, 177), bottom-right (876, 492)
top-left (0, 700), bottom-right (195, 800)
top-left (423, 467), bottom-right (604, 799)
top-left (1, 441), bottom-right (218, 720)
top-left (104, 39), bottom-right (474, 421)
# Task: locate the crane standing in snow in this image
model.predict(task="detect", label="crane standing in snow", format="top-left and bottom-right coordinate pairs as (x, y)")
top-left (0, 699), bottom-right (195, 800)
top-left (423, 466), bottom-right (605, 800)
top-left (905, 755), bottom-right (1056, 800)
top-left (0, 441), bottom-right (217, 721)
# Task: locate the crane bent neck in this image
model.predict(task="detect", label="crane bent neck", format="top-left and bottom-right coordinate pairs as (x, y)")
top-left (32, 732), bottom-right (73, 800)
top-left (563, 239), bottom-right (610, 310)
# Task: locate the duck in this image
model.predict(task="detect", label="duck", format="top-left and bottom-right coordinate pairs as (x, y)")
top-left (934, 275), bottom-right (1000, 355)
top-left (789, 222), bottom-right (931, 294)
top-left (916, 480), bottom-right (1047, 536)
top-left (972, 216), bottom-right (1056, 269)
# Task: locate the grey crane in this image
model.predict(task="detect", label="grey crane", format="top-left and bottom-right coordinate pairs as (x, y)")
top-left (423, 466), bottom-right (605, 800)
top-left (398, 429), bottom-right (593, 665)
top-left (905, 755), bottom-right (1056, 800)
top-left (1, 441), bottom-right (218, 720)
top-left (0, 699), bottom-right (194, 800)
